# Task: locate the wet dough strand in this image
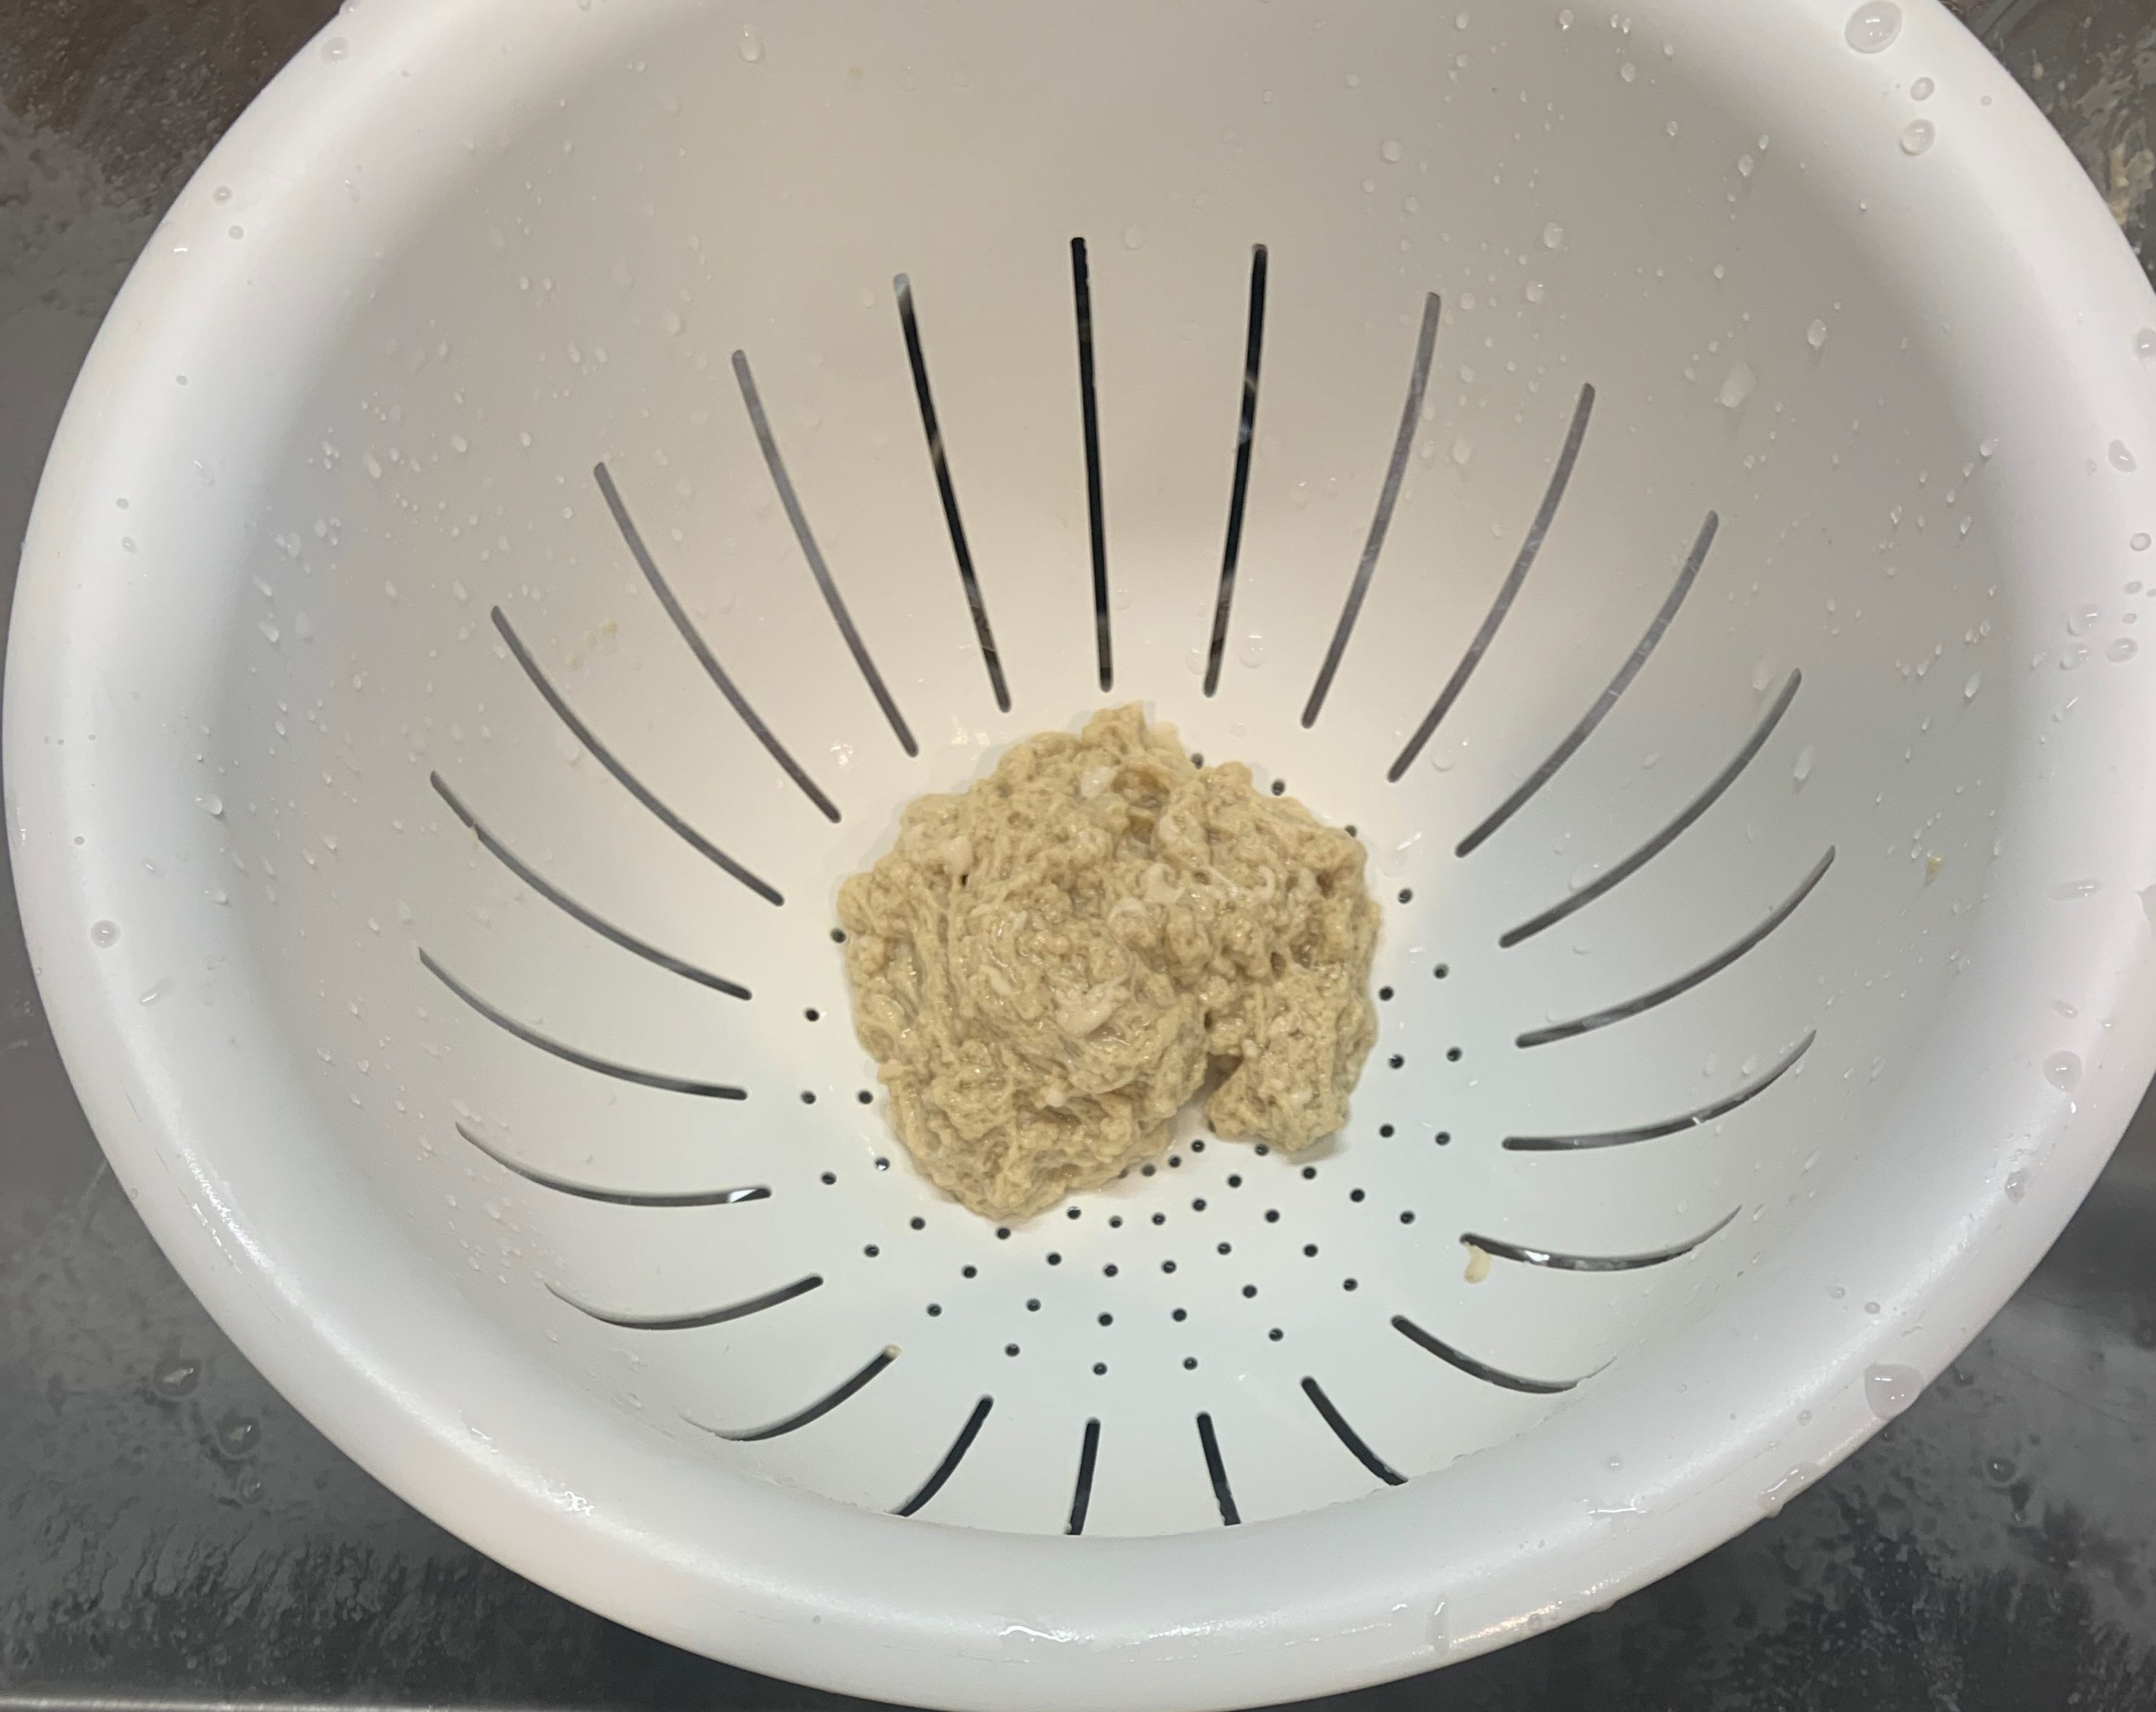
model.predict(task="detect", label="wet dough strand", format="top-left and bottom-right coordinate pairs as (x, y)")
top-left (838, 705), bottom-right (1379, 1221)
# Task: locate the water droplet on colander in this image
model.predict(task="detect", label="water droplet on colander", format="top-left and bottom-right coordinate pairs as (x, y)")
top-left (90, 920), bottom-right (120, 948)
top-left (1427, 1598), bottom-right (1452, 1654)
top-left (738, 24), bottom-right (763, 60)
top-left (2133, 533), bottom-right (2152, 552)
top-left (1450, 437), bottom-right (1473, 466)
top-left (1556, 7), bottom-right (1573, 28)
top-left (1718, 361), bottom-right (1756, 410)
top-left (2112, 439), bottom-right (2139, 472)
top-left (1911, 75), bottom-right (1934, 100)
top-left (1236, 633), bottom-right (1266, 668)
top-left (2043, 1050), bottom-right (2082, 1091)
top-left (1381, 138), bottom-right (1403, 163)
top-left (1963, 671), bottom-right (1980, 700)
top-left (2069, 603), bottom-right (2101, 636)
top-left (1619, 61), bottom-right (1637, 82)
top-left (1184, 646), bottom-right (1206, 676)
top-left (1806, 318), bottom-right (1829, 350)
top-left (1898, 120), bottom-right (1934, 156)
top-left (1792, 743), bottom-right (1816, 784)
top-left (1863, 1363), bottom-right (1921, 1419)
top-left (2004, 1170), bottom-right (2031, 1203)
top-left (1844, 1), bottom-right (1902, 53)
top-left (138, 977), bottom-right (170, 1006)
top-left (154, 1358), bottom-right (200, 1397)
top-left (660, 308), bottom-right (684, 335)
top-left (321, 36), bottom-right (349, 62)
top-left (1980, 436), bottom-right (1998, 458)
top-left (1122, 226), bottom-right (1145, 250)
top-left (2060, 641), bottom-right (2091, 671)
top-left (1737, 153), bottom-right (1755, 179)
top-left (2139, 328), bottom-right (2156, 363)
top-left (1542, 222), bottom-right (1563, 249)
top-left (2050, 878), bottom-right (2100, 900)
top-left (2111, 636), bottom-right (2140, 662)
top-left (1985, 1455), bottom-right (2018, 1485)
top-left (1525, 280), bottom-right (1545, 303)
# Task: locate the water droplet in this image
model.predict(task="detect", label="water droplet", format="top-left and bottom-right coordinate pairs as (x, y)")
top-left (1557, 7), bottom-right (1574, 27)
top-left (1525, 280), bottom-right (1545, 303)
top-left (2140, 328), bottom-right (2156, 363)
top-left (2061, 641), bottom-right (2092, 671)
top-left (1738, 153), bottom-right (1756, 179)
top-left (321, 36), bottom-right (349, 62)
top-left (153, 1358), bottom-right (200, 1397)
top-left (1792, 743), bottom-right (1816, 784)
top-left (1980, 436), bottom-right (1999, 458)
top-left (1963, 671), bottom-right (1981, 700)
top-left (2069, 603), bottom-right (2101, 636)
top-left (1620, 61), bottom-right (1638, 82)
top-left (90, 920), bottom-right (120, 948)
top-left (2043, 1050), bottom-right (2082, 1092)
top-left (2049, 879), bottom-right (2100, 900)
top-left (216, 1412), bottom-right (260, 1458)
top-left (1864, 1363), bottom-right (1922, 1418)
top-left (660, 308), bottom-right (684, 335)
top-left (1381, 138), bottom-right (1403, 163)
top-left (1236, 633), bottom-right (1266, 668)
top-left (138, 978), bottom-right (170, 1006)
top-left (1450, 437), bottom-right (1473, 466)
top-left (738, 24), bottom-right (763, 61)
top-left (1542, 222), bottom-right (1563, 249)
top-left (1427, 1598), bottom-right (1453, 1654)
top-left (1911, 75), bottom-right (1934, 100)
top-left (1844, 1), bottom-right (1902, 53)
top-left (2112, 440), bottom-right (2139, 472)
top-left (2111, 636), bottom-right (2140, 662)
top-left (1719, 361), bottom-right (1756, 410)
top-left (2004, 1170), bottom-right (2031, 1203)
top-left (2134, 533), bottom-right (2152, 552)
top-left (1807, 318), bottom-right (1829, 350)
top-left (1122, 226), bottom-right (1144, 251)
top-left (211, 185), bottom-right (231, 203)
top-left (1899, 119), bottom-right (1934, 155)
top-left (1986, 1455), bottom-right (2018, 1483)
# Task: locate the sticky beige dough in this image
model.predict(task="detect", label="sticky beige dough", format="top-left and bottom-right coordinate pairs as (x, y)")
top-left (837, 705), bottom-right (1380, 1222)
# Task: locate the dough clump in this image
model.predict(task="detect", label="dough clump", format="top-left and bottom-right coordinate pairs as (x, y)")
top-left (837, 705), bottom-right (1378, 1221)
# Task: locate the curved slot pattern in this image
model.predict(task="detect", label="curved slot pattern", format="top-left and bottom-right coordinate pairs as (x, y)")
top-left (1066, 1418), bottom-right (1102, 1536)
top-left (1071, 236), bottom-right (1112, 692)
top-left (1461, 1207), bottom-right (1740, 1272)
top-left (491, 607), bottom-right (782, 907)
top-left (691, 1346), bottom-right (899, 1443)
top-left (1515, 848), bottom-right (1835, 1050)
top-left (1455, 510), bottom-right (1718, 856)
top-left (1388, 382), bottom-right (1596, 778)
top-left (895, 273), bottom-right (1009, 713)
top-left (455, 1121), bottom-right (768, 1208)
top-left (1300, 1377), bottom-right (1405, 1486)
top-left (1204, 243), bottom-right (1270, 698)
top-left (1195, 1412), bottom-right (1241, 1525)
top-left (1302, 292), bottom-right (1442, 728)
top-left (1502, 669), bottom-right (1802, 948)
top-left (419, 948), bottom-right (746, 1099)
top-left (548, 1273), bottom-right (821, 1332)
top-left (732, 350), bottom-right (918, 757)
top-left (431, 773), bottom-right (749, 999)
top-left (1504, 1030), bottom-right (1816, 1152)
top-left (592, 462), bottom-right (840, 823)
top-left (894, 1396), bottom-right (995, 1517)
top-left (1391, 1317), bottom-right (1580, 1396)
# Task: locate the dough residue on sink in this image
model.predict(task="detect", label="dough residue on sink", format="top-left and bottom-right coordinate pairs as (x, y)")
top-left (837, 704), bottom-right (1379, 1221)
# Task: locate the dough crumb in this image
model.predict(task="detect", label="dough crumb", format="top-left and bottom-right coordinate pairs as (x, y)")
top-left (838, 705), bottom-right (1379, 1221)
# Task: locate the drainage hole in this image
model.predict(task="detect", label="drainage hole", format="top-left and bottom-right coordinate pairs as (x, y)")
top-left (1378, 1124), bottom-right (1395, 1138)
top-left (1192, 1199), bottom-right (1207, 1212)
top-left (1093, 1362), bottom-right (1108, 1375)
top-left (804, 1007), bottom-right (821, 1022)
top-left (1047, 1252), bottom-right (1063, 1266)
top-left (1378, 985), bottom-right (1394, 1001)
top-left (1434, 963), bottom-right (1450, 980)
top-left (801, 1090), bottom-right (818, 1103)
top-left (1104, 1264), bottom-right (1119, 1277)
top-left (1173, 1308), bottom-right (1188, 1323)
top-left (1026, 1299), bottom-right (1041, 1312)
top-left (1184, 1356), bottom-right (1199, 1369)
top-left (1389, 1055), bottom-right (1405, 1070)
top-left (1099, 1313), bottom-right (1114, 1326)
top-left (864, 1245), bottom-right (880, 1257)
top-left (821, 1171), bottom-right (837, 1185)
top-left (1270, 779), bottom-right (1286, 796)
top-left (927, 1303), bottom-right (942, 1316)
top-left (1350, 1189), bottom-right (1365, 1203)
top-left (1162, 1260), bottom-right (1177, 1274)
top-left (1343, 1278), bottom-right (1359, 1291)
top-left (1268, 1328), bottom-right (1284, 1342)
top-left (858, 1091), bottom-right (875, 1106)
top-left (1265, 1209), bottom-right (1281, 1223)
top-left (962, 1265), bottom-right (977, 1278)
top-left (1006, 1344), bottom-right (1020, 1357)
top-left (1399, 1211), bottom-right (1416, 1224)
top-left (1242, 1284), bottom-right (1257, 1298)
top-left (1227, 1174), bottom-right (1243, 1188)
top-left (1445, 1047), bottom-right (1461, 1063)
top-left (831, 928), bottom-right (847, 943)
top-left (1302, 1165), bottom-right (1318, 1180)
top-left (1304, 1244), bottom-right (1319, 1257)
top-left (1436, 1131), bottom-right (1453, 1146)
top-left (1397, 888), bottom-right (1413, 904)
top-left (1152, 1212), bottom-right (1167, 1227)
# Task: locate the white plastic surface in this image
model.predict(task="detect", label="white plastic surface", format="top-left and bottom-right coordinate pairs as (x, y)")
top-left (10, 0), bottom-right (2156, 1705)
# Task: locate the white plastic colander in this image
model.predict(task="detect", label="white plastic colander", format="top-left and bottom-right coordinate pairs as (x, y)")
top-left (11, 0), bottom-right (2156, 1705)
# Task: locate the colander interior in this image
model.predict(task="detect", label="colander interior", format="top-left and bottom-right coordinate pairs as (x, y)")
top-left (189, 0), bottom-right (2019, 1537)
